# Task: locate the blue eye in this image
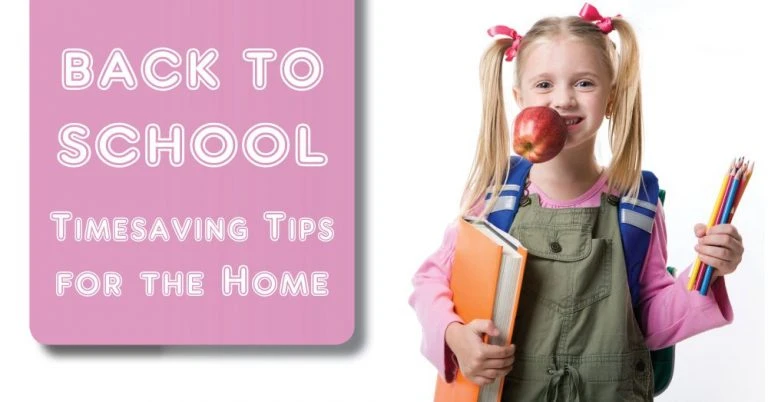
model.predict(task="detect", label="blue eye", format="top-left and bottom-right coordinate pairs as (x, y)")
top-left (535, 81), bottom-right (552, 89)
top-left (576, 80), bottom-right (594, 88)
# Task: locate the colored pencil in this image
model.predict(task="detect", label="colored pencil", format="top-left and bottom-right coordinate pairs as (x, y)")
top-left (694, 161), bottom-right (738, 291)
top-left (687, 161), bottom-right (732, 291)
top-left (712, 162), bottom-right (737, 227)
top-left (729, 160), bottom-right (754, 221)
top-left (700, 161), bottom-right (745, 295)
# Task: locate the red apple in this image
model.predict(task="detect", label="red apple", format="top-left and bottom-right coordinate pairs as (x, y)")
top-left (512, 106), bottom-right (567, 163)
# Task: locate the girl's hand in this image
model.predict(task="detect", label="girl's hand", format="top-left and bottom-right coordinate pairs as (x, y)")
top-left (445, 320), bottom-right (516, 386)
top-left (694, 223), bottom-right (744, 278)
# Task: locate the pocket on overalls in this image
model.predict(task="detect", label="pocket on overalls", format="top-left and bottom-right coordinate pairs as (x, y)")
top-left (511, 224), bottom-right (613, 314)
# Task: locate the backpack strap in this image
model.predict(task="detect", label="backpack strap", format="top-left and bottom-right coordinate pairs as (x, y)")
top-left (486, 156), bottom-right (532, 233)
top-left (618, 171), bottom-right (659, 307)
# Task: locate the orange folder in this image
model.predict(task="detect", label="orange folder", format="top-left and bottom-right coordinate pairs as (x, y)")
top-left (434, 217), bottom-right (528, 402)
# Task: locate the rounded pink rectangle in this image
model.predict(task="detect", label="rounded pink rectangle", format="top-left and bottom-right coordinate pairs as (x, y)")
top-left (30, 0), bottom-right (355, 345)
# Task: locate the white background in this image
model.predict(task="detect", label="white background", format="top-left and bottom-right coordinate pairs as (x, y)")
top-left (2, 0), bottom-right (767, 401)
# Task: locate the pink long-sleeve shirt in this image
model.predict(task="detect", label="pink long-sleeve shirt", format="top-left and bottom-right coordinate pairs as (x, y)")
top-left (409, 172), bottom-right (734, 382)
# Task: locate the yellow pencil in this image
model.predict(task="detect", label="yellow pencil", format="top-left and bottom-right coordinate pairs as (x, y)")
top-left (688, 161), bottom-right (733, 290)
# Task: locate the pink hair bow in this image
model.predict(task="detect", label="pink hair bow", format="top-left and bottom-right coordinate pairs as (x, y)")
top-left (487, 25), bottom-right (524, 61)
top-left (579, 3), bottom-right (620, 33)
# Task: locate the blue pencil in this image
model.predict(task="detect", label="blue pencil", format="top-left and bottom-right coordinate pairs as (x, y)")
top-left (699, 166), bottom-right (742, 295)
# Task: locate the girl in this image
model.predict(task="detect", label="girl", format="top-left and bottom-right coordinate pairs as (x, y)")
top-left (408, 4), bottom-right (744, 401)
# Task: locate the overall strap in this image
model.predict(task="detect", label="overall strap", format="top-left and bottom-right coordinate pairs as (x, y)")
top-left (618, 171), bottom-right (659, 307)
top-left (486, 156), bottom-right (532, 233)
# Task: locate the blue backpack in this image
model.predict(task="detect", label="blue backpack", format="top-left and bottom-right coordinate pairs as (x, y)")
top-left (484, 156), bottom-right (674, 396)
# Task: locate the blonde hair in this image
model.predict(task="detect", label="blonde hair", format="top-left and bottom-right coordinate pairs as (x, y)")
top-left (460, 16), bottom-right (643, 217)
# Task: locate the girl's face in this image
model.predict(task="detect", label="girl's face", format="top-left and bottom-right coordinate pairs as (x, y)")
top-left (513, 38), bottom-right (612, 151)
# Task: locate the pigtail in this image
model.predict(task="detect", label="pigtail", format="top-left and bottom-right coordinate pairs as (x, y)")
top-left (606, 18), bottom-right (643, 199)
top-left (459, 39), bottom-right (514, 217)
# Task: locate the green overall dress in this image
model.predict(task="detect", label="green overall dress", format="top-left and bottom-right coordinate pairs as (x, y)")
top-left (502, 193), bottom-right (653, 401)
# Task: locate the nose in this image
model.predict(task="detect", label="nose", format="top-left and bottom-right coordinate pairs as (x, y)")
top-left (552, 87), bottom-right (576, 110)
